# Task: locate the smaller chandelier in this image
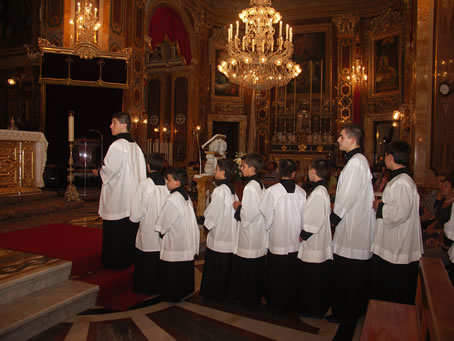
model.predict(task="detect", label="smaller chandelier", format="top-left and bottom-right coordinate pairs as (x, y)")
top-left (218, 0), bottom-right (301, 91)
top-left (347, 59), bottom-right (367, 82)
top-left (69, 1), bottom-right (101, 45)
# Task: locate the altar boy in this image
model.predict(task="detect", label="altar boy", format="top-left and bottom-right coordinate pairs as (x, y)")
top-left (156, 168), bottom-right (200, 302)
top-left (200, 159), bottom-right (239, 301)
top-left (371, 140), bottom-right (423, 305)
top-left (130, 153), bottom-right (169, 295)
top-left (297, 159), bottom-right (333, 317)
top-left (232, 152), bottom-right (266, 306)
top-left (260, 159), bottom-right (306, 312)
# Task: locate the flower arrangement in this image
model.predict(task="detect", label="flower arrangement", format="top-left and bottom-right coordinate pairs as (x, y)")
top-left (233, 152), bottom-right (246, 180)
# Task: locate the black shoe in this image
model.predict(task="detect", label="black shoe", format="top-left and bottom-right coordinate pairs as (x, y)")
top-left (326, 314), bottom-right (340, 323)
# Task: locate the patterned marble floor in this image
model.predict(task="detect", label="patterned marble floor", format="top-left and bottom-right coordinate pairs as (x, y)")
top-left (1, 199), bottom-right (364, 341)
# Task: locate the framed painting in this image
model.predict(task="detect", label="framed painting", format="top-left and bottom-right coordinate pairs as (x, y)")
top-left (287, 24), bottom-right (332, 96)
top-left (210, 45), bottom-right (243, 101)
top-left (370, 31), bottom-right (401, 97)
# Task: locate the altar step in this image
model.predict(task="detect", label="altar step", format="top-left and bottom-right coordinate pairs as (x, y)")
top-left (0, 254), bottom-right (98, 341)
top-left (0, 190), bottom-right (83, 222)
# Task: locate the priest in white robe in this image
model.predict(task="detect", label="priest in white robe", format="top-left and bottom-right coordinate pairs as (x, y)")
top-left (371, 140), bottom-right (423, 305)
top-left (329, 124), bottom-right (375, 341)
top-left (98, 112), bottom-right (146, 270)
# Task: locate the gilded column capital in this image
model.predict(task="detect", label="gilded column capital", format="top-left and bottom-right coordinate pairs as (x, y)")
top-left (332, 14), bottom-right (359, 38)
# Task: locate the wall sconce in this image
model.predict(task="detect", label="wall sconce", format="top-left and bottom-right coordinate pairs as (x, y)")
top-left (392, 103), bottom-right (414, 135)
top-left (347, 59), bottom-right (367, 82)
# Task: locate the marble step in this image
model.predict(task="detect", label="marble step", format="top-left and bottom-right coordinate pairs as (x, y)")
top-left (0, 280), bottom-right (99, 341)
top-left (0, 256), bottom-right (72, 305)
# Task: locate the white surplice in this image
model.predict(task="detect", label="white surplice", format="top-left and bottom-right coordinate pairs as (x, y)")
top-left (130, 178), bottom-right (170, 252)
top-left (204, 184), bottom-right (239, 253)
top-left (98, 138), bottom-right (146, 220)
top-left (260, 182), bottom-right (306, 255)
top-left (155, 191), bottom-right (200, 262)
top-left (298, 184), bottom-right (333, 263)
top-left (236, 180), bottom-right (267, 258)
top-left (332, 153), bottom-right (376, 260)
top-left (371, 173), bottom-right (423, 264)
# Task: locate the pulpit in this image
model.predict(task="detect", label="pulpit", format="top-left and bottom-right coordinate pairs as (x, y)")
top-left (193, 175), bottom-right (215, 217)
top-left (0, 129), bottom-right (48, 195)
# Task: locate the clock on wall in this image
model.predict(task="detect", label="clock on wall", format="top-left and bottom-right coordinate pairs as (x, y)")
top-left (439, 82), bottom-right (451, 96)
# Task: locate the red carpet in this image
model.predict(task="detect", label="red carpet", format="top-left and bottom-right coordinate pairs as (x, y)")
top-left (78, 266), bottom-right (148, 311)
top-left (0, 224), bottom-right (102, 276)
top-left (0, 224), bottom-right (148, 311)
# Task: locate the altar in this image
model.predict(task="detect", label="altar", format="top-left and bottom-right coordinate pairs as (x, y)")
top-left (0, 129), bottom-right (48, 195)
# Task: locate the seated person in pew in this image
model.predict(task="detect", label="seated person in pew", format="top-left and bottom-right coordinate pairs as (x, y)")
top-left (371, 140), bottom-right (424, 305)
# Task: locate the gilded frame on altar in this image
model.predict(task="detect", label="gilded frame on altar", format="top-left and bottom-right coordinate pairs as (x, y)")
top-left (287, 24), bottom-right (333, 96)
top-left (369, 30), bottom-right (401, 98)
top-left (210, 44), bottom-right (243, 101)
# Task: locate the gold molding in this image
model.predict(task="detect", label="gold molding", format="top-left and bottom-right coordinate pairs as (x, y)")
top-left (333, 14), bottom-right (359, 37)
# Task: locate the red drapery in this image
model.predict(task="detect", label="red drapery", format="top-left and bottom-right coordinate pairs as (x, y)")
top-left (149, 6), bottom-right (192, 65)
top-left (353, 84), bottom-right (361, 125)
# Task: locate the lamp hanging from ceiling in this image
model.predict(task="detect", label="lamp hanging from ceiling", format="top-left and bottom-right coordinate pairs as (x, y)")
top-left (217, 0), bottom-right (301, 91)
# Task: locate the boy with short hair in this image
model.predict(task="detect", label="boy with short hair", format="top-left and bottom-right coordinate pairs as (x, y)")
top-left (232, 152), bottom-right (266, 306)
top-left (156, 168), bottom-right (200, 302)
top-left (130, 153), bottom-right (169, 295)
top-left (371, 140), bottom-right (423, 304)
top-left (260, 159), bottom-right (306, 312)
top-left (200, 159), bottom-right (239, 301)
top-left (297, 158), bottom-right (333, 317)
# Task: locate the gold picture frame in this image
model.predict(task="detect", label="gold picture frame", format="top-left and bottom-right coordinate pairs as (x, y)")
top-left (369, 30), bottom-right (402, 98)
top-left (210, 43), bottom-right (243, 102)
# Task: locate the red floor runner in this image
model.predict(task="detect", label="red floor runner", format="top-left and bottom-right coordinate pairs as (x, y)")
top-left (0, 223), bottom-right (148, 311)
top-left (0, 224), bottom-right (102, 276)
top-left (79, 266), bottom-right (148, 311)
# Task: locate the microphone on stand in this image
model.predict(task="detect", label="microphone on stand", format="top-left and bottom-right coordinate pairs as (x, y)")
top-left (89, 129), bottom-right (104, 168)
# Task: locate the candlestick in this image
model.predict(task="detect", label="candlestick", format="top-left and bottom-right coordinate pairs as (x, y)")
top-left (65, 141), bottom-right (80, 201)
top-left (68, 111), bottom-right (74, 142)
top-left (252, 39), bottom-right (255, 52)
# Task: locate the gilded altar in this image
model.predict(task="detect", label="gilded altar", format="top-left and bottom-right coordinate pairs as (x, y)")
top-left (0, 130), bottom-right (48, 195)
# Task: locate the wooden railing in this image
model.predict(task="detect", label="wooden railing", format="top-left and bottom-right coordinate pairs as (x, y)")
top-left (360, 257), bottom-right (454, 341)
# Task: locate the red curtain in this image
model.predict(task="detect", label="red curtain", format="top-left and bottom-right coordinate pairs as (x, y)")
top-left (149, 6), bottom-right (192, 65)
top-left (353, 84), bottom-right (361, 125)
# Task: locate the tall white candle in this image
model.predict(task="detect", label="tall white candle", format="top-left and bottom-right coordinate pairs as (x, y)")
top-left (286, 24), bottom-right (289, 40)
top-left (236, 21), bottom-right (239, 37)
top-left (279, 21), bottom-right (282, 37)
top-left (68, 113), bottom-right (74, 142)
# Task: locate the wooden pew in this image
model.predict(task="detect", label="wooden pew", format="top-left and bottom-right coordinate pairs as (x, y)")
top-left (360, 257), bottom-right (454, 341)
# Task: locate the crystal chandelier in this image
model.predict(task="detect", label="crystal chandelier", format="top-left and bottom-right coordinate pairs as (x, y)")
top-left (69, 1), bottom-right (101, 45)
top-left (217, 0), bottom-right (301, 91)
top-left (347, 59), bottom-right (367, 82)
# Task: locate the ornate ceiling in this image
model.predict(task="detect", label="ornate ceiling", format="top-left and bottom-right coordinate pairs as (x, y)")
top-left (201, 0), bottom-right (401, 23)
